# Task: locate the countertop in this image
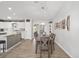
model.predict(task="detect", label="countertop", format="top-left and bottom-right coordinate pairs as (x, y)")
top-left (0, 32), bottom-right (20, 37)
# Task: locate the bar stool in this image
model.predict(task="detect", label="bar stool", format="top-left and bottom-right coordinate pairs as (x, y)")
top-left (0, 40), bottom-right (6, 52)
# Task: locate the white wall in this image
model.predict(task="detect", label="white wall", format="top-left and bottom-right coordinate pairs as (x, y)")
top-left (53, 2), bottom-right (79, 58)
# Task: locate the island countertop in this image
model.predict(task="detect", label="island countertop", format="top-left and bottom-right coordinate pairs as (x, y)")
top-left (0, 32), bottom-right (21, 40)
top-left (0, 32), bottom-right (20, 36)
top-left (0, 31), bottom-right (21, 52)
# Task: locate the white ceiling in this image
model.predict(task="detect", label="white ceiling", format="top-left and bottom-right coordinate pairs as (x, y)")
top-left (0, 1), bottom-right (65, 21)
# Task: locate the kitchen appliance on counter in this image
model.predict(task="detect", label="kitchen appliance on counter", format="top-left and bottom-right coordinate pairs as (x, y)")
top-left (0, 28), bottom-right (4, 31)
top-left (0, 28), bottom-right (7, 35)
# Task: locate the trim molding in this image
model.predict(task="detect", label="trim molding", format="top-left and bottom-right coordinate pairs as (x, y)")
top-left (55, 41), bottom-right (73, 58)
top-left (0, 19), bottom-right (25, 22)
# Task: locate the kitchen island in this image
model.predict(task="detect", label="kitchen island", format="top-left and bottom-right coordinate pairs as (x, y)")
top-left (0, 32), bottom-right (21, 52)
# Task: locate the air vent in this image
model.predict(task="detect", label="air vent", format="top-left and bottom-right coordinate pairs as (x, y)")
top-left (26, 19), bottom-right (30, 22)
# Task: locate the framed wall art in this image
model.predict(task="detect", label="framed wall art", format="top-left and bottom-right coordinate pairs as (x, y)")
top-left (67, 16), bottom-right (70, 31)
top-left (54, 19), bottom-right (66, 30)
top-left (61, 19), bottom-right (65, 29)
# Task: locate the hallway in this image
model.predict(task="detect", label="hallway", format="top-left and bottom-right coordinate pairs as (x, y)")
top-left (0, 40), bottom-right (69, 58)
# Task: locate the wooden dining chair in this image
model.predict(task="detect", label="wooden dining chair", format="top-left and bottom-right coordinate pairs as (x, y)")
top-left (49, 33), bottom-right (56, 54)
top-left (40, 36), bottom-right (51, 58)
top-left (34, 31), bottom-right (40, 54)
top-left (35, 37), bottom-right (40, 54)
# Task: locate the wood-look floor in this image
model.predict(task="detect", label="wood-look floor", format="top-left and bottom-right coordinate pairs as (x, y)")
top-left (0, 39), bottom-right (70, 58)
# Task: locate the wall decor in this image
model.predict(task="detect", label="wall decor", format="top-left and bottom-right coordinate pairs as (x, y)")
top-left (61, 19), bottom-right (65, 29)
top-left (55, 22), bottom-right (58, 29)
top-left (55, 19), bottom-right (66, 30)
top-left (67, 16), bottom-right (70, 31)
top-left (59, 21), bottom-right (62, 28)
top-left (54, 16), bottom-right (70, 31)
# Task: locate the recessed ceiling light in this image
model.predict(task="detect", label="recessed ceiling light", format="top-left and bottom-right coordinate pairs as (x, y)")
top-left (7, 16), bottom-right (11, 19)
top-left (8, 7), bottom-right (12, 11)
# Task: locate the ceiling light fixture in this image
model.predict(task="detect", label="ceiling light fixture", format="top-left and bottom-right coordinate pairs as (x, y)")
top-left (8, 7), bottom-right (12, 11)
top-left (7, 16), bottom-right (11, 19)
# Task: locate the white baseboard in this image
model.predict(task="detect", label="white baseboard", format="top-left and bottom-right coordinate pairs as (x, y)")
top-left (55, 41), bottom-right (73, 58)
